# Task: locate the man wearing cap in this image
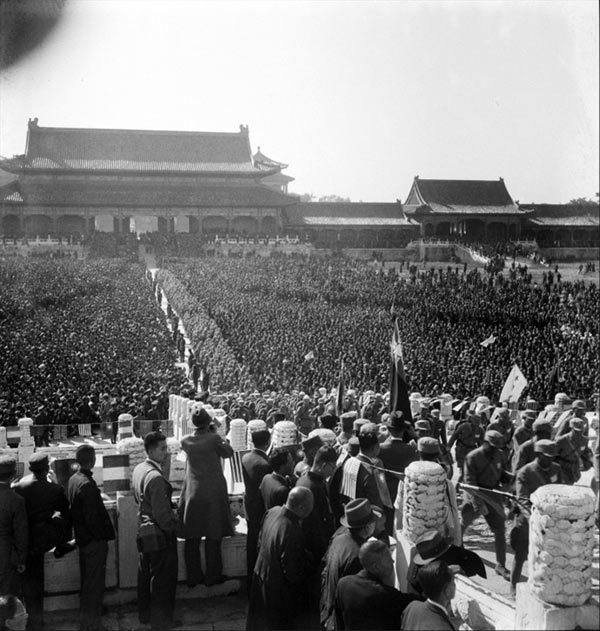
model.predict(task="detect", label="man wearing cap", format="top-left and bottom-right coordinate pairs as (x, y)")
top-left (555, 418), bottom-right (592, 485)
top-left (320, 499), bottom-right (381, 631)
top-left (14, 452), bottom-right (73, 631)
top-left (554, 399), bottom-right (588, 439)
top-left (334, 539), bottom-right (419, 630)
top-left (242, 429), bottom-right (272, 587)
top-left (460, 430), bottom-right (513, 580)
top-left (247, 487), bottom-right (315, 631)
top-left (67, 444), bottom-right (115, 631)
top-left (513, 417), bottom-right (552, 472)
top-left (335, 412), bottom-right (358, 453)
top-left (487, 407), bottom-right (515, 462)
top-left (509, 439), bottom-right (563, 596)
top-left (379, 412), bottom-right (417, 533)
top-left (514, 411), bottom-right (536, 447)
top-left (429, 409), bottom-right (448, 448)
top-left (448, 412), bottom-right (483, 483)
top-left (260, 448), bottom-right (294, 510)
top-left (132, 431), bottom-right (180, 631)
top-left (0, 455), bottom-right (27, 595)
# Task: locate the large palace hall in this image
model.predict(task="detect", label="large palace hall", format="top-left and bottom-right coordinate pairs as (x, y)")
top-left (1, 119), bottom-right (598, 248)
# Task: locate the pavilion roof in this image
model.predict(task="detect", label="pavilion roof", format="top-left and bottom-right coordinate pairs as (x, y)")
top-left (405, 177), bottom-right (525, 215)
top-left (253, 147), bottom-right (288, 170)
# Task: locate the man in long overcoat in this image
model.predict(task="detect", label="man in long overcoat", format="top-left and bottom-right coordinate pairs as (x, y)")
top-left (246, 487), bottom-right (315, 631)
top-left (178, 407), bottom-right (234, 586)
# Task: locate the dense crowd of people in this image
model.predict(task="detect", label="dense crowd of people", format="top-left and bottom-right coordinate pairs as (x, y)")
top-left (0, 259), bottom-right (187, 431)
top-left (162, 257), bottom-right (598, 402)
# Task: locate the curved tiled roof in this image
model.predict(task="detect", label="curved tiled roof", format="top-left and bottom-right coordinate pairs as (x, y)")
top-left (16, 121), bottom-right (267, 175)
top-left (521, 203), bottom-right (599, 227)
top-left (405, 177), bottom-right (524, 215)
top-left (284, 202), bottom-right (416, 227)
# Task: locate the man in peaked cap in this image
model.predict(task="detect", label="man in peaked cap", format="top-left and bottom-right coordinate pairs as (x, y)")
top-left (555, 417), bottom-right (592, 484)
top-left (14, 452), bottom-right (73, 630)
top-left (513, 417), bottom-right (553, 472)
top-left (295, 434), bottom-right (324, 477)
top-left (554, 398), bottom-right (588, 439)
top-left (460, 430), bottom-right (514, 580)
top-left (509, 439), bottom-right (563, 596)
top-left (448, 411), bottom-right (484, 483)
top-left (514, 410), bottom-right (536, 447)
top-left (0, 455), bottom-right (27, 595)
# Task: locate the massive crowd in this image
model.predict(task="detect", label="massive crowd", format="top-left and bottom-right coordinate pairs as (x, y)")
top-left (163, 257), bottom-right (598, 403)
top-left (0, 259), bottom-right (187, 431)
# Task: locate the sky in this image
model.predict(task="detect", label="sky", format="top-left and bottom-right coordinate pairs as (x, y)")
top-left (0, 0), bottom-right (598, 204)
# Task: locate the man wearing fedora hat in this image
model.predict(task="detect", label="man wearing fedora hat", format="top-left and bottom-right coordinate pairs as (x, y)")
top-left (320, 499), bottom-right (381, 631)
top-left (407, 530), bottom-right (485, 597)
top-left (460, 430), bottom-right (513, 581)
top-left (334, 539), bottom-right (419, 630)
top-left (402, 560), bottom-right (457, 630)
top-left (509, 439), bottom-right (563, 596)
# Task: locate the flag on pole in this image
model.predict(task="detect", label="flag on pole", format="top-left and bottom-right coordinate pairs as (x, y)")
top-left (336, 359), bottom-right (345, 416)
top-left (304, 350), bottom-right (315, 362)
top-left (480, 334), bottom-right (497, 348)
top-left (499, 364), bottom-right (528, 403)
top-left (389, 318), bottom-right (413, 422)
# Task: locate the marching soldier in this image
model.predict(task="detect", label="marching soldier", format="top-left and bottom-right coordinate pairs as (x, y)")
top-left (448, 411), bottom-right (483, 482)
top-left (555, 418), bottom-right (592, 484)
top-left (513, 417), bottom-right (552, 472)
top-left (460, 430), bottom-right (513, 580)
top-left (509, 440), bottom-right (562, 596)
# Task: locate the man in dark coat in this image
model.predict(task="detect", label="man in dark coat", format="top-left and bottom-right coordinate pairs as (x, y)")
top-left (241, 429), bottom-right (272, 586)
top-left (14, 452), bottom-right (73, 631)
top-left (512, 418), bottom-right (552, 472)
top-left (335, 539), bottom-right (419, 630)
top-left (0, 455), bottom-right (27, 595)
top-left (259, 447), bottom-right (293, 510)
top-left (378, 412), bottom-right (417, 533)
top-left (320, 499), bottom-right (381, 631)
top-left (401, 560), bottom-right (457, 630)
top-left (555, 418), bottom-right (590, 484)
top-left (246, 487), bottom-right (315, 631)
top-left (132, 431), bottom-right (180, 631)
top-left (178, 407), bottom-right (234, 587)
top-left (295, 445), bottom-right (338, 629)
top-left (448, 412), bottom-right (482, 482)
top-left (67, 445), bottom-right (115, 631)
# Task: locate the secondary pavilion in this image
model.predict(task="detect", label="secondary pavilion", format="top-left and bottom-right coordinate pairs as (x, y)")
top-left (403, 176), bottom-right (530, 240)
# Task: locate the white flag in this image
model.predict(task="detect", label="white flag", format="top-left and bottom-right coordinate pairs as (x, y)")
top-left (499, 364), bottom-right (528, 403)
top-left (480, 334), bottom-right (497, 348)
top-left (304, 351), bottom-right (315, 362)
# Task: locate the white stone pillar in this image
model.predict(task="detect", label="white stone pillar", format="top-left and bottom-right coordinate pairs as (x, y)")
top-left (18, 417), bottom-right (35, 464)
top-left (528, 484), bottom-right (595, 606)
top-left (0, 426), bottom-right (7, 448)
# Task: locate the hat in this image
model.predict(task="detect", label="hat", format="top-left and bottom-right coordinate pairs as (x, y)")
top-left (319, 414), bottom-right (339, 430)
top-left (415, 420), bottom-right (431, 432)
top-left (191, 407), bottom-right (213, 428)
top-left (341, 412), bottom-right (357, 432)
top-left (532, 418), bottom-right (551, 433)
top-left (570, 418), bottom-right (585, 431)
top-left (0, 454), bottom-right (17, 476)
top-left (430, 409), bottom-right (441, 418)
top-left (417, 437), bottom-right (440, 455)
top-left (484, 430), bottom-right (505, 448)
top-left (358, 422), bottom-right (379, 436)
top-left (522, 410), bottom-right (537, 421)
top-left (413, 531), bottom-right (452, 565)
top-left (272, 411), bottom-right (286, 422)
top-left (250, 429), bottom-right (271, 446)
top-left (384, 411), bottom-right (405, 430)
top-left (534, 439), bottom-right (557, 456)
top-left (29, 452), bottom-right (49, 472)
top-left (301, 435), bottom-right (324, 452)
top-left (347, 436), bottom-right (360, 456)
top-left (498, 408), bottom-right (510, 420)
top-left (339, 498), bottom-right (381, 529)
top-left (572, 400), bottom-right (586, 411)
